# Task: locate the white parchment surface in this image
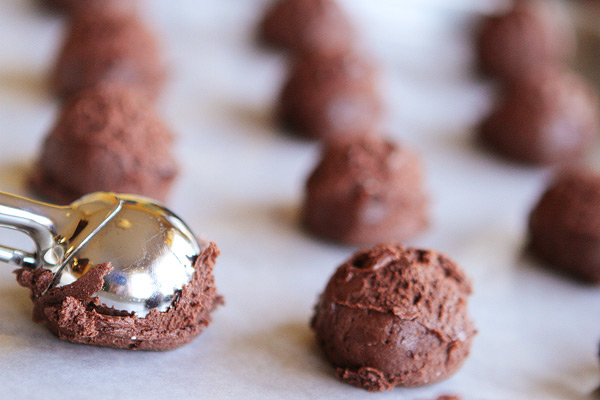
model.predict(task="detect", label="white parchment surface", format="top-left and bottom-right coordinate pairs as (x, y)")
top-left (0, 1), bottom-right (599, 399)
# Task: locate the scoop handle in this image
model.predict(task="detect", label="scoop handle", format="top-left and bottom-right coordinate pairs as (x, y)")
top-left (0, 192), bottom-right (71, 268)
top-left (0, 244), bottom-right (36, 268)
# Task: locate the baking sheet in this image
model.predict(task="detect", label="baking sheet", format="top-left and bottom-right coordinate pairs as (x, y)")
top-left (0, 0), bottom-right (599, 399)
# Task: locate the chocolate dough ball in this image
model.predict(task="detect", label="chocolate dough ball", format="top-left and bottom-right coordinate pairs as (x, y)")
top-left (311, 244), bottom-right (476, 391)
top-left (259, 0), bottom-right (355, 55)
top-left (32, 84), bottom-right (178, 204)
top-left (529, 169), bottom-right (600, 283)
top-left (278, 52), bottom-right (382, 141)
top-left (302, 137), bottom-right (428, 245)
top-left (478, 67), bottom-right (598, 165)
top-left (16, 242), bottom-right (223, 351)
top-left (52, 6), bottom-right (165, 101)
top-left (477, 0), bottom-right (575, 79)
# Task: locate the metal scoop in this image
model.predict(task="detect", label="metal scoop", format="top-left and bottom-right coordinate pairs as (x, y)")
top-left (0, 191), bottom-right (201, 317)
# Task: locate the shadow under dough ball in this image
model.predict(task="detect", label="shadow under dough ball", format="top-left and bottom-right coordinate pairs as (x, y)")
top-left (39, 0), bottom-right (76, 12)
top-left (279, 52), bottom-right (382, 141)
top-left (478, 67), bottom-right (598, 165)
top-left (477, 0), bottom-right (575, 79)
top-left (529, 169), bottom-right (600, 283)
top-left (39, 0), bottom-right (137, 14)
top-left (52, 5), bottom-right (165, 101)
top-left (311, 244), bottom-right (476, 392)
top-left (31, 84), bottom-right (178, 204)
top-left (302, 137), bottom-right (428, 245)
top-left (259, 0), bottom-right (355, 55)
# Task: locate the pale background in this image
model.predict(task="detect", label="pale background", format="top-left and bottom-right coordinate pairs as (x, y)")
top-left (0, 0), bottom-right (599, 399)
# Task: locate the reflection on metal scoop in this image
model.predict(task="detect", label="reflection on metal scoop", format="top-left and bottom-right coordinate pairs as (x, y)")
top-left (0, 192), bottom-right (201, 317)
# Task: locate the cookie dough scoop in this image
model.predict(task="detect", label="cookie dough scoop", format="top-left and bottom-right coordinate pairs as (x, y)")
top-left (0, 191), bottom-right (222, 350)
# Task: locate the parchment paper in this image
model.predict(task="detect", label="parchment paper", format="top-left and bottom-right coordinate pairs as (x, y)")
top-left (0, 1), bottom-right (599, 399)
